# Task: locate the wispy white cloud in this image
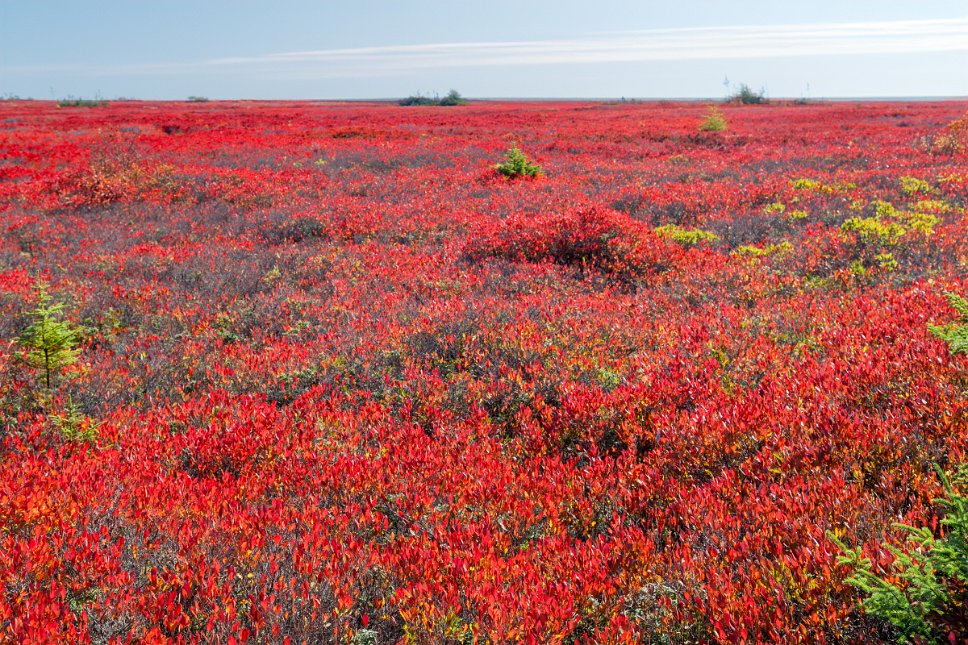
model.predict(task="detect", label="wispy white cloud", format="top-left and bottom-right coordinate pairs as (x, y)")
top-left (5, 17), bottom-right (967, 78)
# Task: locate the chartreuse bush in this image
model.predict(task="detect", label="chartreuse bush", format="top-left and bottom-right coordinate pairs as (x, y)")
top-left (841, 200), bottom-right (939, 247)
top-left (914, 200), bottom-right (952, 214)
top-left (841, 217), bottom-right (907, 246)
top-left (874, 252), bottom-right (899, 272)
top-left (791, 178), bottom-right (826, 192)
top-left (734, 241), bottom-right (793, 258)
top-left (654, 224), bottom-right (719, 246)
top-left (791, 178), bottom-right (857, 194)
top-left (900, 176), bottom-right (932, 195)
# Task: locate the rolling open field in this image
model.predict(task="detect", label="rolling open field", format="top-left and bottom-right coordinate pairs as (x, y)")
top-left (1, 99), bottom-right (967, 642)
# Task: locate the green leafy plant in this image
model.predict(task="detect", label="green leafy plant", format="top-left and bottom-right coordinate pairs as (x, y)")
top-left (830, 464), bottom-right (968, 643)
top-left (16, 284), bottom-right (80, 391)
top-left (495, 144), bottom-right (542, 179)
top-left (929, 292), bottom-right (968, 355)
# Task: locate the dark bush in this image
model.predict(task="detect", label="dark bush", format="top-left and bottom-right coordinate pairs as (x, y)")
top-left (57, 97), bottom-right (108, 108)
top-left (399, 89), bottom-right (467, 107)
top-left (728, 84), bottom-right (767, 105)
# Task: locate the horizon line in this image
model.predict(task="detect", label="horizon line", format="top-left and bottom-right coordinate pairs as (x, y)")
top-left (6, 95), bottom-right (968, 103)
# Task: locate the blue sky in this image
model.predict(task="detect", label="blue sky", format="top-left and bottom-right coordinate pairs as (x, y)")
top-left (1, 1), bottom-right (966, 100)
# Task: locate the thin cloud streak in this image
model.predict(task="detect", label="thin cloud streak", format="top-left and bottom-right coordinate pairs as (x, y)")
top-left (5, 17), bottom-right (967, 78)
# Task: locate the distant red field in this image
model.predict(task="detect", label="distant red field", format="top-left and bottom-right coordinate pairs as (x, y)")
top-left (1, 99), bottom-right (966, 643)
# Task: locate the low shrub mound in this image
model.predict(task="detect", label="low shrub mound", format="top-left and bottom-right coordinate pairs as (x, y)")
top-left (467, 206), bottom-right (678, 278)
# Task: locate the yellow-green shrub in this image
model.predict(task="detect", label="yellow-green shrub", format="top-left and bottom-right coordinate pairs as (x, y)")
top-left (733, 241), bottom-right (793, 258)
top-left (654, 224), bottom-right (719, 246)
top-left (900, 176), bottom-right (932, 195)
top-left (841, 217), bottom-right (906, 245)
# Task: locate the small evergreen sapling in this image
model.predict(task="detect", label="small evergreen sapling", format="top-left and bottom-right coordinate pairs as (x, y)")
top-left (16, 284), bottom-right (80, 391)
top-left (495, 144), bottom-right (542, 179)
top-left (699, 107), bottom-right (727, 132)
top-left (830, 465), bottom-right (968, 642)
top-left (51, 396), bottom-right (99, 443)
top-left (830, 296), bottom-right (968, 642)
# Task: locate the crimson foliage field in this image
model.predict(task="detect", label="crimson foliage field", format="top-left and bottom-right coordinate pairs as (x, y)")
top-left (1, 100), bottom-right (967, 643)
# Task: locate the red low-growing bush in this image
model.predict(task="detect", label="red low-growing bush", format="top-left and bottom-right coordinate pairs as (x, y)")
top-left (467, 205), bottom-right (688, 279)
